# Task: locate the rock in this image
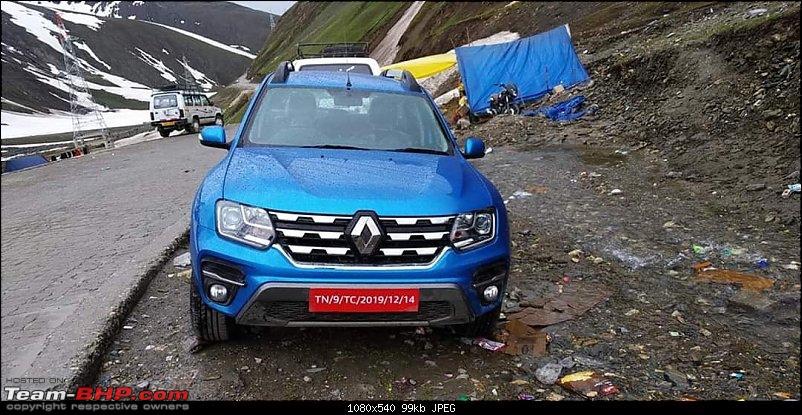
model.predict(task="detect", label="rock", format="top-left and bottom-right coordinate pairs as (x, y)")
top-left (254, 358), bottom-right (263, 364)
top-left (728, 290), bottom-right (777, 313)
top-left (546, 392), bottom-right (565, 401)
top-left (609, 188), bottom-right (623, 195)
top-left (663, 221), bottom-right (676, 228)
top-left (745, 8), bottom-right (767, 18)
top-left (559, 356), bottom-right (576, 369)
top-left (535, 363), bottom-right (563, 385)
top-left (625, 309), bottom-right (640, 316)
top-left (663, 368), bottom-right (689, 390)
top-left (746, 183), bottom-right (766, 191)
top-left (173, 252), bottom-right (191, 268)
top-left (136, 380), bottom-right (150, 390)
top-left (303, 376), bottom-right (312, 382)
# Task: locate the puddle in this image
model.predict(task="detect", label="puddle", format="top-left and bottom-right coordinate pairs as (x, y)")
top-left (578, 148), bottom-right (628, 167)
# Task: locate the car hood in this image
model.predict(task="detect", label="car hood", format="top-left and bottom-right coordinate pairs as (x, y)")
top-left (222, 147), bottom-right (493, 216)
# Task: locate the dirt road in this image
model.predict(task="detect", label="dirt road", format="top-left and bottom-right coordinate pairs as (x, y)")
top-left (97, 136), bottom-right (800, 400)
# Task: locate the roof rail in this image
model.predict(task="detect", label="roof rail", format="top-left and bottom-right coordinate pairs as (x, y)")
top-left (296, 42), bottom-right (368, 59)
top-left (271, 60), bottom-right (294, 84)
top-left (379, 68), bottom-right (422, 93)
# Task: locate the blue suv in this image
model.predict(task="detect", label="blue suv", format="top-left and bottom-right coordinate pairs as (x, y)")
top-left (189, 62), bottom-right (510, 341)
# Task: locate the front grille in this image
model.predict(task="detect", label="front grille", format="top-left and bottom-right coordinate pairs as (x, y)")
top-left (270, 211), bottom-right (455, 266)
top-left (247, 300), bottom-right (454, 323)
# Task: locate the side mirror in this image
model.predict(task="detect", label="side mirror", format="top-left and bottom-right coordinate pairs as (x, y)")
top-left (462, 136), bottom-right (486, 159)
top-left (199, 125), bottom-right (229, 149)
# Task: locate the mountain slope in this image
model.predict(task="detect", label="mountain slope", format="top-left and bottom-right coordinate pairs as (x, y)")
top-left (22, 1), bottom-right (277, 52)
top-left (247, 2), bottom-right (408, 80)
top-left (1, 1), bottom-right (274, 116)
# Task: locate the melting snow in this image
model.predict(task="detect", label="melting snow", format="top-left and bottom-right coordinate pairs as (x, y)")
top-left (74, 41), bottom-right (111, 70)
top-left (21, 1), bottom-right (122, 18)
top-left (140, 20), bottom-right (256, 59)
top-left (1, 109), bottom-right (149, 139)
top-left (56, 10), bottom-right (104, 31)
top-left (176, 58), bottom-right (215, 89)
top-left (2, 1), bottom-right (65, 54)
top-left (134, 48), bottom-right (177, 82)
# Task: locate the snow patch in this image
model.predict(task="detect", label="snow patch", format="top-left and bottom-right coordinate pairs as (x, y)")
top-left (139, 20), bottom-right (256, 59)
top-left (3, 1), bottom-right (65, 55)
top-left (176, 58), bottom-right (215, 89)
top-left (371, 1), bottom-right (425, 66)
top-left (134, 48), bottom-right (177, 82)
top-left (74, 41), bottom-right (111, 70)
top-left (56, 10), bottom-right (104, 31)
top-left (1, 109), bottom-right (149, 139)
top-left (22, 1), bottom-right (122, 18)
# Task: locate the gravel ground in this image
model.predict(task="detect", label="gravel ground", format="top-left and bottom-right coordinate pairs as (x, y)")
top-left (97, 139), bottom-right (799, 400)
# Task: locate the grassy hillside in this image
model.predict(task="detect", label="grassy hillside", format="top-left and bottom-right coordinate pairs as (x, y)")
top-left (247, 2), bottom-right (408, 80)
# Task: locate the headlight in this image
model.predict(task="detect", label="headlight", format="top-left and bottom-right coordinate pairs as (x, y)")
top-left (215, 200), bottom-right (275, 249)
top-left (450, 209), bottom-right (495, 251)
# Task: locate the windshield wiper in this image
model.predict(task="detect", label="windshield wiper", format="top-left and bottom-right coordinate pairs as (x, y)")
top-left (299, 144), bottom-right (370, 151)
top-left (386, 147), bottom-right (448, 155)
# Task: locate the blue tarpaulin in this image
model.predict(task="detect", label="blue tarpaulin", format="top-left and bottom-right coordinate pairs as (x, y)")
top-left (455, 25), bottom-right (589, 114)
top-left (522, 95), bottom-right (590, 121)
top-left (4, 154), bottom-right (48, 173)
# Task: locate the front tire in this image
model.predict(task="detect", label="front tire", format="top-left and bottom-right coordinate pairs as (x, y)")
top-left (214, 114), bottom-right (224, 126)
top-left (190, 277), bottom-right (232, 342)
top-left (457, 306), bottom-right (501, 337)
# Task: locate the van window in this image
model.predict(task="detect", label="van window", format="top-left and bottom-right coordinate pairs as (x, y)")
top-left (185, 95), bottom-right (199, 106)
top-left (153, 94), bottom-right (178, 109)
top-left (200, 95), bottom-right (211, 106)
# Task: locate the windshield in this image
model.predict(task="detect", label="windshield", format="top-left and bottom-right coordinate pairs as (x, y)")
top-left (241, 87), bottom-right (451, 154)
top-left (298, 64), bottom-right (373, 74)
top-left (153, 94), bottom-right (178, 109)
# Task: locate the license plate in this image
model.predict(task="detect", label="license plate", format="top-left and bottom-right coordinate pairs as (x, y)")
top-left (161, 121), bottom-right (176, 126)
top-left (308, 288), bottom-right (420, 313)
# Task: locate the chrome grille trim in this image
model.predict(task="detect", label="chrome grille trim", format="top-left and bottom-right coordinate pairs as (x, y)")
top-left (278, 229), bottom-right (344, 239)
top-left (386, 232), bottom-right (449, 241)
top-left (380, 247), bottom-right (438, 256)
top-left (287, 245), bottom-right (350, 255)
top-left (269, 210), bottom-right (455, 266)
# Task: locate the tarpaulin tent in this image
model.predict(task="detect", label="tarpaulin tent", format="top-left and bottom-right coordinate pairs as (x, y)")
top-left (380, 51), bottom-right (457, 80)
top-left (455, 24), bottom-right (589, 114)
top-left (3, 154), bottom-right (48, 173)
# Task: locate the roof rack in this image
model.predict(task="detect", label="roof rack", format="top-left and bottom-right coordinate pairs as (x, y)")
top-left (296, 42), bottom-right (369, 59)
top-left (379, 68), bottom-right (422, 93)
top-left (152, 82), bottom-right (203, 94)
top-left (271, 60), bottom-right (294, 84)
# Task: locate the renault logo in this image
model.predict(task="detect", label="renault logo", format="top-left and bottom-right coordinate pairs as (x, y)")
top-left (346, 211), bottom-right (383, 256)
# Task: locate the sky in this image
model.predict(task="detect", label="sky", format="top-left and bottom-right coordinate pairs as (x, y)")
top-left (230, 1), bottom-right (295, 15)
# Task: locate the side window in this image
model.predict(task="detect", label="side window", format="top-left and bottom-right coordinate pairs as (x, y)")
top-left (200, 95), bottom-right (211, 106)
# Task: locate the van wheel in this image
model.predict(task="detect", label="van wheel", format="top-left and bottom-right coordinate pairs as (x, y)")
top-left (214, 114), bottom-right (224, 126)
top-left (190, 277), bottom-right (232, 342)
top-left (456, 306), bottom-right (500, 337)
top-left (190, 117), bottom-right (201, 133)
top-left (158, 128), bottom-right (170, 138)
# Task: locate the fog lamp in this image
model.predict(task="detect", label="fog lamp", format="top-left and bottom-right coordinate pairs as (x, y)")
top-left (482, 285), bottom-right (499, 302)
top-left (209, 284), bottom-right (229, 302)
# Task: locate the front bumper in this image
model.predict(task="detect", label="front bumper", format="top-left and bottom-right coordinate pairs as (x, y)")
top-left (236, 283), bottom-right (472, 327)
top-left (190, 222), bottom-right (510, 326)
top-left (151, 119), bottom-right (187, 129)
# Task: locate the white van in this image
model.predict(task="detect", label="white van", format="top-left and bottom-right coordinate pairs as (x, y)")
top-left (292, 43), bottom-right (381, 76)
top-left (149, 89), bottom-right (223, 137)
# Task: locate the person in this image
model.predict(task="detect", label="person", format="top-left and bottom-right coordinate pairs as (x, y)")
top-left (451, 82), bottom-right (470, 125)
